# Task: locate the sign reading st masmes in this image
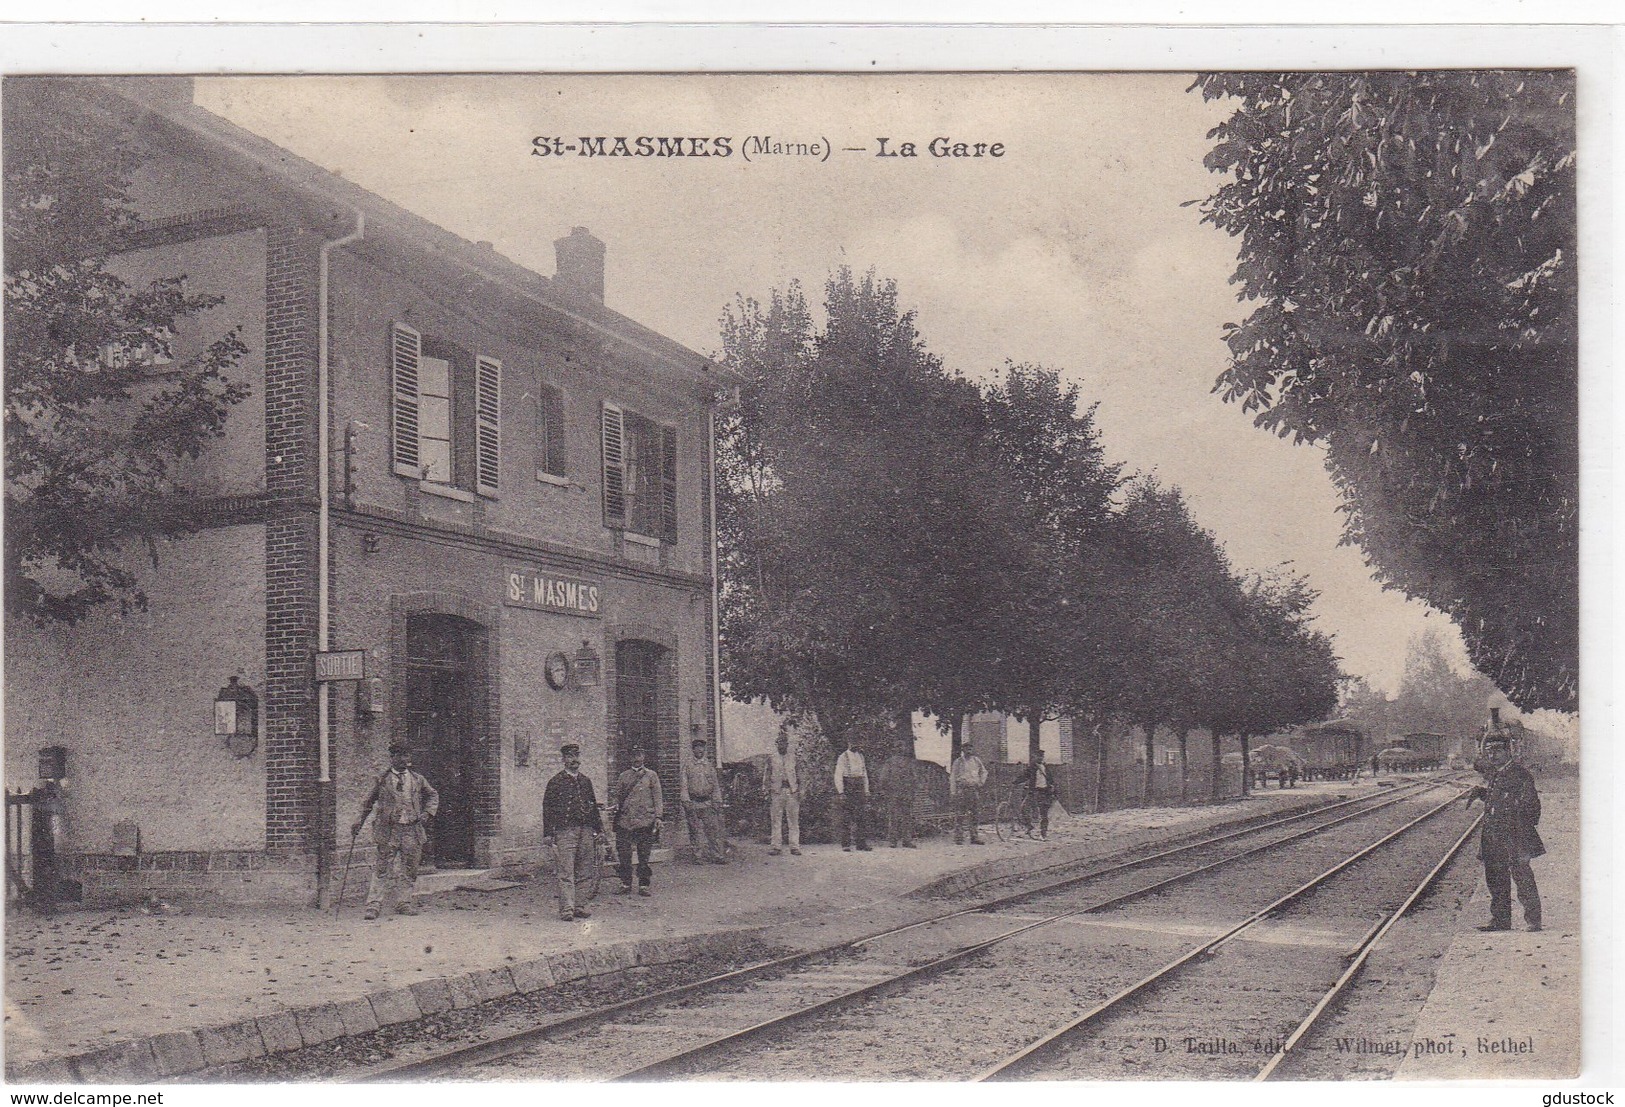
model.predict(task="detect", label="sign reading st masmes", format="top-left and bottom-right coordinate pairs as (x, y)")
top-left (505, 568), bottom-right (603, 618)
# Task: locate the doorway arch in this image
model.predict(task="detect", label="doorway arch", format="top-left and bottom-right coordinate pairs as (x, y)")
top-left (389, 593), bottom-right (500, 869)
top-left (610, 631), bottom-right (680, 816)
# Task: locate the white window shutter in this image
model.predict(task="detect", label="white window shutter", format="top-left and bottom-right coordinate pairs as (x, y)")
top-left (475, 354), bottom-right (501, 497)
top-left (391, 322), bottom-right (422, 477)
top-left (601, 402), bottom-right (626, 527)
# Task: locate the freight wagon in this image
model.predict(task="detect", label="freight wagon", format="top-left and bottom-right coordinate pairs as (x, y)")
top-left (1292, 721), bottom-right (1370, 781)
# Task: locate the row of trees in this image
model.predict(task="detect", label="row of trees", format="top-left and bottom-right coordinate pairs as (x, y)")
top-left (716, 269), bottom-right (1342, 796)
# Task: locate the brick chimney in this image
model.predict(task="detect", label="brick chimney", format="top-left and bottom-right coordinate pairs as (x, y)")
top-left (553, 227), bottom-right (605, 303)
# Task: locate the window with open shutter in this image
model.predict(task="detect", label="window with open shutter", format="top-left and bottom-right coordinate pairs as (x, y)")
top-left (601, 403), bottom-right (626, 527)
top-left (391, 323), bottom-right (422, 477)
top-left (475, 355), bottom-right (501, 497)
top-left (660, 425), bottom-right (678, 544)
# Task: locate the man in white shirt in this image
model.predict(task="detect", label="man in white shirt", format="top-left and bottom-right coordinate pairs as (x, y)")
top-left (765, 731), bottom-right (802, 856)
top-left (950, 741), bottom-right (988, 845)
top-left (833, 739), bottom-right (872, 851)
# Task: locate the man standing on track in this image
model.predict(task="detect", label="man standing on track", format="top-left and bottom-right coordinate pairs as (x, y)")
top-left (543, 742), bottom-right (603, 921)
top-left (1467, 734), bottom-right (1544, 932)
top-left (612, 747), bottom-right (663, 897)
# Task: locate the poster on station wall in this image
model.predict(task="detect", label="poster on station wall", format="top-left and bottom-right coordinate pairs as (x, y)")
top-left (0, 19), bottom-right (1598, 1094)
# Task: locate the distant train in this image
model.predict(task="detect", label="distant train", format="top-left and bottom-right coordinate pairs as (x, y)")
top-left (1290, 720), bottom-right (1371, 781)
top-left (1393, 732), bottom-right (1457, 768)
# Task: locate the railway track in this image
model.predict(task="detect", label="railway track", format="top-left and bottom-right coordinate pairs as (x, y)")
top-left (978, 791), bottom-right (1480, 1080)
top-left (340, 774), bottom-right (1470, 1082)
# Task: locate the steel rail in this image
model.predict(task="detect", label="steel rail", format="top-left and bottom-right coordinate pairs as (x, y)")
top-left (607, 780), bottom-right (1467, 1081)
top-left (976, 786), bottom-right (1472, 1081)
top-left (347, 776), bottom-right (1451, 1082)
top-left (858, 775), bottom-right (1458, 944)
top-left (1253, 812), bottom-right (1484, 1080)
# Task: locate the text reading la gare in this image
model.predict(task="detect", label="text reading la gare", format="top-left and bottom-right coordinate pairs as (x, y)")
top-left (530, 136), bottom-right (1006, 159)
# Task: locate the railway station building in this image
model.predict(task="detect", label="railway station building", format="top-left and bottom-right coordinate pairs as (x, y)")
top-left (4, 77), bottom-right (740, 905)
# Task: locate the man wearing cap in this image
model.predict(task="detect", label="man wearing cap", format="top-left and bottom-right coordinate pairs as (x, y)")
top-left (833, 739), bottom-right (872, 851)
top-left (1467, 733), bottom-right (1544, 932)
top-left (612, 747), bottom-right (663, 896)
top-left (543, 742), bottom-right (604, 920)
top-left (351, 741), bottom-right (439, 919)
top-left (681, 738), bottom-right (728, 864)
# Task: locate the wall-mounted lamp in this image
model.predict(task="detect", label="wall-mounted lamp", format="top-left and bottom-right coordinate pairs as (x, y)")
top-left (362, 533), bottom-right (381, 554)
top-left (356, 676), bottom-right (384, 720)
top-left (215, 676), bottom-right (260, 757)
top-left (572, 640), bottom-right (601, 688)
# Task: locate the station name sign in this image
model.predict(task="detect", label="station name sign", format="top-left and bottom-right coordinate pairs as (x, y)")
top-left (505, 568), bottom-right (603, 618)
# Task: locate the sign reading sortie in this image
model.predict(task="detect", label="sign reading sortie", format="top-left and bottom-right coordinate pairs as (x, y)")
top-left (505, 568), bottom-right (603, 618)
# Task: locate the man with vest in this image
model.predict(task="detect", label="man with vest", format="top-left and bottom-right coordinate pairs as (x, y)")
top-left (351, 740), bottom-right (440, 919)
top-left (950, 741), bottom-right (988, 845)
top-left (611, 747), bottom-right (663, 897)
top-left (765, 730), bottom-right (802, 856)
top-left (681, 738), bottom-right (728, 864)
top-left (1467, 734), bottom-right (1544, 932)
top-left (834, 740), bottom-right (872, 851)
top-left (1024, 748), bottom-right (1055, 840)
top-left (543, 742), bottom-right (604, 921)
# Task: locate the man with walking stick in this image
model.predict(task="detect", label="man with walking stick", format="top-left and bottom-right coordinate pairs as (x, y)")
top-left (351, 740), bottom-right (439, 919)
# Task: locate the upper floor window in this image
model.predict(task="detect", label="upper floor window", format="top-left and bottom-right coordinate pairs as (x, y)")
top-left (391, 322), bottom-right (501, 499)
top-left (601, 402), bottom-right (676, 543)
top-left (537, 382), bottom-right (567, 482)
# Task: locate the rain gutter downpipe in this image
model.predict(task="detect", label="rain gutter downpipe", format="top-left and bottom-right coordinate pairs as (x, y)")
top-left (709, 405), bottom-right (725, 768)
top-left (317, 209), bottom-right (365, 826)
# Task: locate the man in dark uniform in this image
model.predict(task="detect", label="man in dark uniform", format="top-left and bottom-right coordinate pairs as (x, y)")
top-left (1467, 735), bottom-right (1544, 932)
top-left (542, 742), bottom-right (604, 921)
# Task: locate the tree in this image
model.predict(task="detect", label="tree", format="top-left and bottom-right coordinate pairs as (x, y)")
top-left (5, 80), bottom-right (249, 623)
top-left (981, 363), bottom-right (1124, 763)
top-left (1104, 478), bottom-right (1253, 802)
top-left (1193, 71), bottom-right (1578, 711)
top-left (1365, 627), bottom-right (1501, 742)
top-left (716, 269), bottom-right (1024, 754)
top-left (1202, 566), bottom-right (1342, 794)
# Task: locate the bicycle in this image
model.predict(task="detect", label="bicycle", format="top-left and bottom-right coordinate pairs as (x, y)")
top-left (993, 780), bottom-right (1031, 841)
top-left (545, 807), bottom-right (613, 904)
top-left (584, 804), bottom-right (620, 902)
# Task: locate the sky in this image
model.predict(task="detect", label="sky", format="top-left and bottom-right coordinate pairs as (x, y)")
top-left (197, 72), bottom-right (1471, 694)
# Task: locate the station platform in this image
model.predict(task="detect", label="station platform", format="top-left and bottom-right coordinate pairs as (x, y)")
top-left (4, 775), bottom-right (1572, 1084)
